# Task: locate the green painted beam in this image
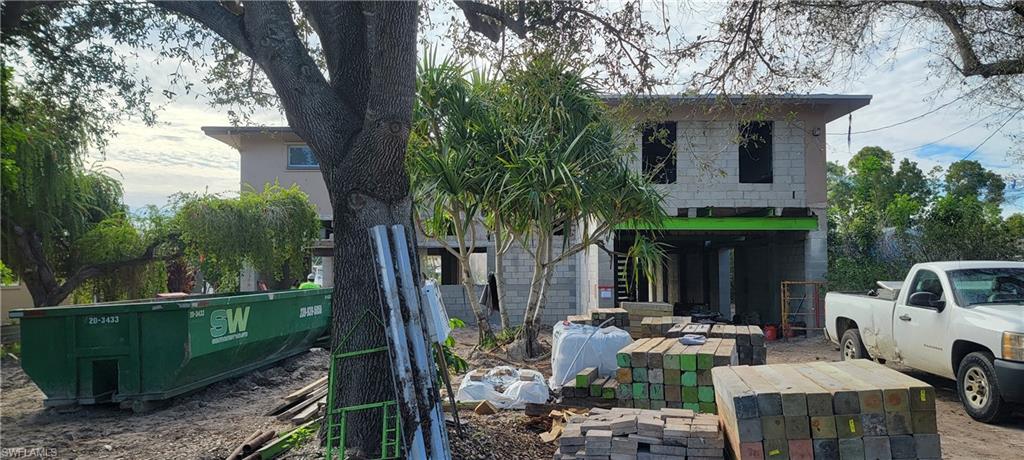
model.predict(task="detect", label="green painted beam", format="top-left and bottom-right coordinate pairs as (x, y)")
top-left (617, 216), bottom-right (818, 231)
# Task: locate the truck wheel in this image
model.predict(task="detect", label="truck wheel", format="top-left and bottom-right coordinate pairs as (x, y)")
top-left (957, 351), bottom-right (1011, 423)
top-left (840, 329), bottom-right (869, 360)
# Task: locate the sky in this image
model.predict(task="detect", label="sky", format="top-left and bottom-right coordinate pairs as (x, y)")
top-left (91, 3), bottom-right (1023, 216)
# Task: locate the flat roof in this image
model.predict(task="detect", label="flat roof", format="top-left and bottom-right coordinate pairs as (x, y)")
top-left (203, 92), bottom-right (872, 145)
top-left (202, 126), bottom-right (298, 149)
top-left (601, 93), bottom-right (872, 123)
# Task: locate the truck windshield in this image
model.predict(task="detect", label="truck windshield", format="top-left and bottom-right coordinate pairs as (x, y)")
top-left (948, 268), bottom-right (1024, 306)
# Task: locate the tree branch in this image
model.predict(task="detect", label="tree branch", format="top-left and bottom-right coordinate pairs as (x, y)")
top-left (296, 1), bottom-right (370, 115)
top-left (152, 1), bottom-right (253, 56)
top-left (454, 0), bottom-right (528, 41)
top-left (53, 237), bottom-right (183, 305)
top-left (924, 1), bottom-right (1024, 78)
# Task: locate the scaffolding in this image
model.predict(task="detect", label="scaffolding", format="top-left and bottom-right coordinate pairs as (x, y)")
top-left (780, 281), bottom-right (826, 336)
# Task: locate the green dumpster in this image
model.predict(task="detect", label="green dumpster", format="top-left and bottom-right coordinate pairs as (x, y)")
top-left (8, 288), bottom-right (331, 410)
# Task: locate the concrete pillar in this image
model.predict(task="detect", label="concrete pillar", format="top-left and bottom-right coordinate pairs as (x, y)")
top-left (718, 248), bottom-right (733, 319)
top-left (322, 256), bottom-right (334, 288)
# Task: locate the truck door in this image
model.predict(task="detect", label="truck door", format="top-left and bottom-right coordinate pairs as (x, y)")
top-left (893, 269), bottom-right (951, 376)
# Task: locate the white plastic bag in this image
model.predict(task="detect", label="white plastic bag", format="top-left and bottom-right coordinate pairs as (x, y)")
top-left (503, 370), bottom-right (549, 409)
top-left (548, 321), bottom-right (633, 390)
top-left (455, 373), bottom-right (515, 408)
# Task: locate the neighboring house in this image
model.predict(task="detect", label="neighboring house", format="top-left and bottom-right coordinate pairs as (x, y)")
top-left (204, 93), bottom-right (870, 327)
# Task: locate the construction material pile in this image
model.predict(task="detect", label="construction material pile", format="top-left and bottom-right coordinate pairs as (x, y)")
top-left (712, 360), bottom-right (940, 460)
top-left (555, 407), bottom-right (725, 459)
top-left (640, 316), bottom-right (691, 338)
top-left (620, 302), bottom-right (674, 337)
top-left (665, 324), bottom-right (766, 366)
top-left (264, 375), bottom-right (326, 425)
top-left (568, 308), bottom-right (631, 329)
top-left (562, 337), bottom-right (738, 414)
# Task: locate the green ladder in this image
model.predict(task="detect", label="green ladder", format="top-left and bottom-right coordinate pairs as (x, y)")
top-left (324, 311), bottom-right (403, 460)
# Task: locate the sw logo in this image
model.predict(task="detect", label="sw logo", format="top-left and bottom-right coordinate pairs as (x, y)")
top-left (209, 306), bottom-right (251, 344)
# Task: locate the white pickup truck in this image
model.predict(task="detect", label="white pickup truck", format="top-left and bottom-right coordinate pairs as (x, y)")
top-left (825, 261), bottom-right (1024, 422)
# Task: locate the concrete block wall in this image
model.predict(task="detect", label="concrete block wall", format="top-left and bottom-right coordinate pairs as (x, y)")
top-left (433, 237), bottom-right (578, 329)
top-left (630, 119), bottom-right (808, 212)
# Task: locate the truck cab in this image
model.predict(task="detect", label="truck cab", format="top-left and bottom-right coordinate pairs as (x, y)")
top-left (826, 261), bottom-right (1024, 423)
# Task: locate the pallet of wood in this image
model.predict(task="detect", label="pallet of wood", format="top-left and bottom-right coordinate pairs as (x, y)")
top-left (612, 337), bottom-right (737, 415)
top-left (669, 322), bottom-right (712, 338)
top-left (640, 316), bottom-right (691, 338)
top-left (709, 324), bottom-right (766, 365)
top-left (265, 375), bottom-right (329, 425)
top-left (554, 406), bottom-right (725, 459)
top-left (712, 360), bottom-right (940, 460)
top-left (620, 302), bottom-right (674, 337)
top-left (592, 308), bottom-right (631, 329)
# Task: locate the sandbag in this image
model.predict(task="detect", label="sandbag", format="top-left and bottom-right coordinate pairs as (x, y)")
top-left (548, 321), bottom-right (632, 390)
top-left (455, 367), bottom-right (549, 409)
top-left (503, 370), bottom-right (549, 409)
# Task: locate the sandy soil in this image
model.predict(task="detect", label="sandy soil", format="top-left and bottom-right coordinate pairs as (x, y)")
top-left (766, 336), bottom-right (1024, 460)
top-left (0, 350), bottom-right (329, 459)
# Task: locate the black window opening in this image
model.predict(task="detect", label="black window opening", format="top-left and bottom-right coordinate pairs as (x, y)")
top-left (421, 248), bottom-right (487, 286)
top-left (738, 121), bottom-right (773, 184)
top-left (642, 122), bottom-right (677, 184)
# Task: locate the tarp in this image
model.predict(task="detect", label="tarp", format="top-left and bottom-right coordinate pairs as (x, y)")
top-left (548, 321), bottom-right (633, 390)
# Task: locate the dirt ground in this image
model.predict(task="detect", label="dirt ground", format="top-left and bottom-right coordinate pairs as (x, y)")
top-left (0, 349), bottom-right (330, 460)
top-left (1, 330), bottom-right (1022, 459)
top-left (766, 336), bottom-right (1024, 460)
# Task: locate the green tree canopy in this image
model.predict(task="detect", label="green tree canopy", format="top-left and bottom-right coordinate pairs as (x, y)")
top-left (174, 184), bottom-right (321, 291)
top-left (0, 67), bottom-right (178, 306)
top-left (945, 159), bottom-right (1006, 204)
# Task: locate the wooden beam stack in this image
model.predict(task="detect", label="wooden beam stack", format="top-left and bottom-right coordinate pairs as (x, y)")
top-left (640, 316), bottom-right (692, 338)
top-left (712, 360), bottom-right (940, 460)
top-left (710, 325), bottom-right (766, 365)
top-left (554, 407), bottom-right (725, 459)
top-left (668, 323), bottom-right (711, 338)
top-left (620, 302), bottom-right (674, 337)
top-left (592, 308), bottom-right (631, 329)
top-left (613, 337), bottom-right (737, 415)
top-left (265, 375), bottom-right (328, 425)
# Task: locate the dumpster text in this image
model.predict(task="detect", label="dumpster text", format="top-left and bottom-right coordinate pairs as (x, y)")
top-left (209, 306), bottom-right (250, 344)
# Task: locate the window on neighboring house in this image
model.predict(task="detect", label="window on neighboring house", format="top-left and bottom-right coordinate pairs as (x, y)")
top-left (738, 121), bottom-right (773, 183)
top-left (287, 144), bottom-right (320, 170)
top-left (420, 248), bottom-right (488, 286)
top-left (641, 122), bottom-right (677, 184)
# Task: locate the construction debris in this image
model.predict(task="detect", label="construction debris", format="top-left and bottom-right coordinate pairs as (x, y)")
top-left (265, 375), bottom-right (327, 425)
top-left (227, 429), bottom-right (276, 460)
top-left (709, 325), bottom-right (766, 366)
top-left (475, 400), bottom-right (499, 415)
top-left (554, 406), bottom-right (725, 459)
top-left (711, 360), bottom-right (940, 460)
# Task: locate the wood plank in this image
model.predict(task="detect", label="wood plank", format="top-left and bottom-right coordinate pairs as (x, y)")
top-left (714, 338), bottom-right (738, 367)
top-left (649, 338), bottom-right (677, 367)
top-left (680, 344), bottom-right (701, 371)
top-left (711, 366), bottom-right (762, 457)
top-left (732, 365), bottom-right (784, 417)
top-left (835, 359), bottom-right (920, 413)
top-left (734, 325), bottom-right (751, 345)
top-left (284, 376), bottom-right (327, 402)
top-left (749, 365), bottom-right (818, 417)
top-left (697, 338), bottom-right (722, 370)
top-left (276, 387), bottom-right (328, 421)
top-left (290, 398), bottom-right (324, 424)
top-left (810, 362), bottom-right (884, 414)
top-left (787, 364), bottom-right (860, 415)
top-left (663, 341), bottom-right (686, 369)
top-left (616, 338), bottom-right (648, 368)
top-left (631, 338), bottom-right (663, 368)
top-left (576, 367), bottom-right (598, 389)
top-left (748, 325), bottom-right (765, 346)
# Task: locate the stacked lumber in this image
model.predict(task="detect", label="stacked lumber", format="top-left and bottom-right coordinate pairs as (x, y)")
top-left (559, 367), bottom-right (617, 409)
top-left (621, 302), bottom-right (674, 337)
top-left (593, 308), bottom-right (631, 329)
top-left (668, 323), bottom-right (711, 338)
top-left (566, 308), bottom-right (630, 330)
top-left (641, 316), bottom-right (692, 338)
top-left (711, 360), bottom-right (940, 460)
top-left (613, 337), bottom-right (736, 414)
top-left (554, 407), bottom-right (725, 459)
top-left (709, 325), bottom-right (766, 365)
top-left (265, 376), bottom-right (328, 425)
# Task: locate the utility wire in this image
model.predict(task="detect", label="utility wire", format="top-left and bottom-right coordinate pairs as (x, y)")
top-left (891, 112), bottom-right (996, 154)
top-left (828, 93), bottom-right (971, 135)
top-left (959, 107), bottom-right (1022, 161)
